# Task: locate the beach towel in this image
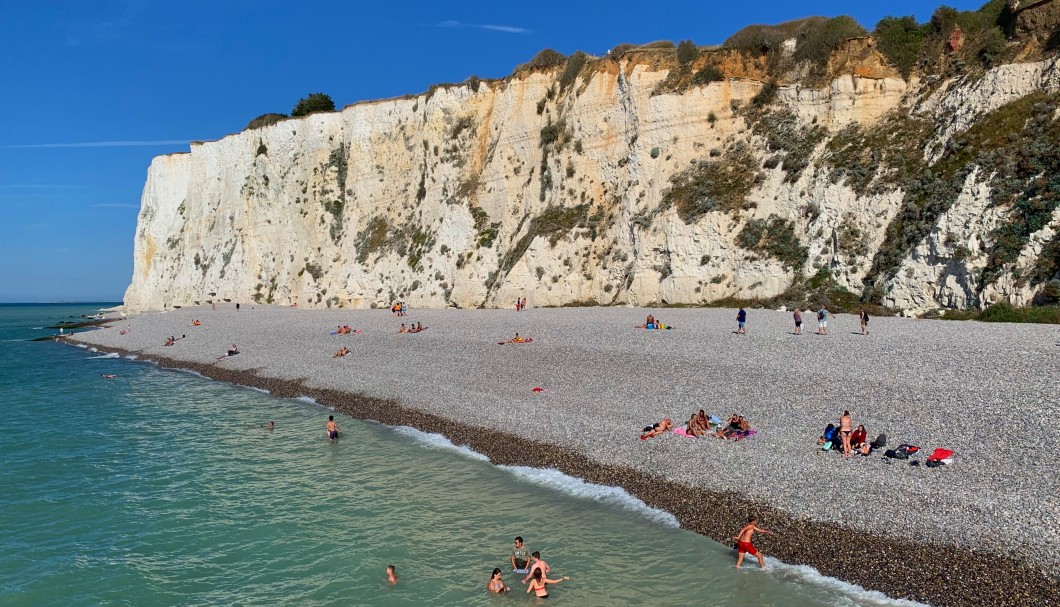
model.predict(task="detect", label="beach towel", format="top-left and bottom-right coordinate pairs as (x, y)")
top-left (926, 448), bottom-right (953, 462)
top-left (531, 387), bottom-right (548, 393)
top-left (673, 427), bottom-right (690, 437)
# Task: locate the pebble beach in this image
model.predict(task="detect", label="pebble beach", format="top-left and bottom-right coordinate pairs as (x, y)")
top-left (71, 305), bottom-right (1060, 607)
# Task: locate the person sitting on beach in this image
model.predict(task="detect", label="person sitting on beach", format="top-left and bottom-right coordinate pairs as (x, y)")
top-left (686, 413), bottom-right (705, 437)
top-left (850, 424), bottom-right (869, 455)
top-left (729, 416), bottom-right (752, 440)
top-left (696, 410), bottom-right (712, 431)
top-left (488, 568), bottom-right (510, 593)
top-left (510, 333), bottom-right (530, 343)
top-left (640, 418), bottom-right (673, 439)
top-left (713, 414), bottom-right (741, 439)
top-left (817, 423), bottom-right (838, 450)
top-left (216, 344), bottom-right (239, 361)
top-left (399, 323), bottom-right (408, 333)
top-left (646, 314), bottom-right (655, 329)
top-left (386, 565), bottom-right (397, 585)
top-left (333, 346), bottom-right (350, 358)
top-left (415, 322), bottom-right (423, 332)
top-left (526, 568), bottom-right (568, 599)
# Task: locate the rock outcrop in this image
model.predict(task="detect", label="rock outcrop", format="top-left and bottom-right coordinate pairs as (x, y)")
top-left (123, 42), bottom-right (1060, 314)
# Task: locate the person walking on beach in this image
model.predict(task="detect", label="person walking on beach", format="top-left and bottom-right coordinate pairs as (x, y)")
top-left (736, 307), bottom-right (747, 334)
top-left (734, 516), bottom-right (774, 569)
top-left (488, 568), bottom-right (511, 593)
top-left (326, 415), bottom-right (339, 441)
top-left (859, 307), bottom-right (869, 335)
top-left (236, 302), bottom-right (240, 311)
top-left (839, 410), bottom-right (853, 457)
top-left (817, 306), bottom-right (830, 335)
top-left (511, 536), bottom-right (531, 573)
top-left (793, 308), bottom-right (802, 335)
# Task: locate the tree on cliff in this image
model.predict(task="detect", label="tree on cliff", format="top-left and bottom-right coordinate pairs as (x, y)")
top-left (291, 93), bottom-right (336, 117)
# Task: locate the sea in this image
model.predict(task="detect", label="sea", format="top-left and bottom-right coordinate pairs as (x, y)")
top-left (0, 304), bottom-right (927, 606)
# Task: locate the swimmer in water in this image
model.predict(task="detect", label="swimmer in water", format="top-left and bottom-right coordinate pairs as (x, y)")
top-left (386, 565), bottom-right (397, 584)
top-left (487, 568), bottom-right (510, 593)
top-left (263, 421), bottom-right (274, 430)
top-left (525, 568), bottom-right (568, 599)
top-left (100, 374), bottom-right (117, 379)
top-left (326, 415), bottom-right (339, 441)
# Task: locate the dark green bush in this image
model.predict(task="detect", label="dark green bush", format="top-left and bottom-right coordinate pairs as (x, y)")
top-left (560, 51), bottom-right (588, 90)
top-left (527, 49), bottom-right (567, 70)
top-left (639, 40), bottom-right (676, 49)
top-left (792, 16), bottom-right (867, 69)
top-left (692, 65), bottom-right (724, 85)
top-left (291, 93), bottom-right (336, 117)
top-left (874, 16), bottom-right (926, 78)
top-left (677, 39), bottom-right (698, 65)
top-left (246, 113), bottom-right (286, 130)
top-left (661, 143), bottom-right (759, 223)
top-left (751, 80), bottom-right (779, 107)
top-left (736, 215), bottom-right (807, 271)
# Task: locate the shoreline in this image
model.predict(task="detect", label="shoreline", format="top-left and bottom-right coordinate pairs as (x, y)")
top-left (70, 339), bottom-right (1060, 607)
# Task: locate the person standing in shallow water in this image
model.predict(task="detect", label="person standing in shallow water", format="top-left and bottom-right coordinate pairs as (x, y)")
top-left (734, 516), bottom-right (774, 569)
top-left (511, 536), bottom-right (531, 573)
top-left (326, 415), bottom-right (339, 441)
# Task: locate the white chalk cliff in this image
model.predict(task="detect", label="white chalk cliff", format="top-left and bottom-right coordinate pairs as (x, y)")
top-left (124, 40), bottom-right (1060, 313)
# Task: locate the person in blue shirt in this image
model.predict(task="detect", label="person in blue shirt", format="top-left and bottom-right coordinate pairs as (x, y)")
top-left (736, 307), bottom-right (747, 334)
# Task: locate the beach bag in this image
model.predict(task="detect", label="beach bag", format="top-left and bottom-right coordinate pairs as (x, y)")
top-left (870, 434), bottom-right (887, 450)
top-left (822, 441), bottom-right (833, 451)
top-left (885, 444), bottom-right (918, 459)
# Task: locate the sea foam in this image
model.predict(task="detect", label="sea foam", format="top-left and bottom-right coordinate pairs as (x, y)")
top-left (767, 560), bottom-right (932, 607)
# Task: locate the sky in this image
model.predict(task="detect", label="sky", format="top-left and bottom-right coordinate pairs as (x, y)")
top-left (0, 0), bottom-right (985, 302)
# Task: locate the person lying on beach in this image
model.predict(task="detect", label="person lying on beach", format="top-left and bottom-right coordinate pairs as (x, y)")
top-left (488, 568), bottom-right (510, 593)
top-left (640, 418), bottom-right (673, 439)
top-left (501, 333), bottom-right (532, 344)
top-left (164, 337), bottom-right (175, 346)
top-left (100, 373), bottom-right (117, 379)
top-left (386, 565), bottom-right (397, 584)
top-left (216, 344), bottom-right (239, 361)
top-left (191, 320), bottom-right (201, 326)
top-left (333, 346), bottom-right (350, 358)
top-left (526, 568), bottom-right (568, 599)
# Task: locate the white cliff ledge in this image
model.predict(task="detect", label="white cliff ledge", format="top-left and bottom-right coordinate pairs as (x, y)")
top-left (124, 48), bottom-right (1060, 313)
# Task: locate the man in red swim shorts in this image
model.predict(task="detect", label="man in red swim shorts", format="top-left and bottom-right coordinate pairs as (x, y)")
top-left (733, 516), bottom-right (774, 569)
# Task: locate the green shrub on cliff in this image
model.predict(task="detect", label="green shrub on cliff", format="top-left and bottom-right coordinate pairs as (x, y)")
top-left (874, 16), bottom-right (926, 79)
top-left (291, 93), bottom-right (336, 117)
top-left (661, 143), bottom-right (760, 223)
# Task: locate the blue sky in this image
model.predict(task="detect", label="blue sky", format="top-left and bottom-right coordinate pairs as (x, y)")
top-left (0, 0), bottom-right (983, 302)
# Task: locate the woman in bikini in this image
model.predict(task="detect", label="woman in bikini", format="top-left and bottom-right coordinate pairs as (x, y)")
top-left (839, 410), bottom-right (853, 457)
top-left (525, 567), bottom-right (568, 599)
top-left (487, 568), bottom-right (510, 593)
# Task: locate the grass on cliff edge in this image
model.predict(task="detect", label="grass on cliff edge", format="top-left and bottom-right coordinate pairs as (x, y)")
top-left (925, 304), bottom-right (1060, 324)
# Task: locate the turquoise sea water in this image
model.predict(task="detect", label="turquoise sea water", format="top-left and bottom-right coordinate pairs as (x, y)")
top-left (0, 304), bottom-right (924, 606)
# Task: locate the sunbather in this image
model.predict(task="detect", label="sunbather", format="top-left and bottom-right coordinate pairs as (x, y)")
top-left (640, 418), bottom-right (673, 439)
top-left (686, 414), bottom-right (704, 437)
top-left (333, 346), bottom-right (350, 358)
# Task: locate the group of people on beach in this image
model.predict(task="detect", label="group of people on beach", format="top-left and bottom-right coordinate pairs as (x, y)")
top-left (818, 410), bottom-right (882, 457)
top-left (642, 411), bottom-right (753, 440)
top-left (398, 322), bottom-right (426, 333)
top-left (515, 297), bottom-right (528, 312)
top-left (391, 302), bottom-right (409, 316)
top-left (734, 306), bottom-right (870, 335)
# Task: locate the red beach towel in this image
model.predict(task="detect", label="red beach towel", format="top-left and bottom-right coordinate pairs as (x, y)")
top-left (927, 448), bottom-right (953, 462)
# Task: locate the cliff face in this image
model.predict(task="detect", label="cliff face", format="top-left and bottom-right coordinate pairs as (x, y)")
top-left (124, 46), bottom-right (1060, 313)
